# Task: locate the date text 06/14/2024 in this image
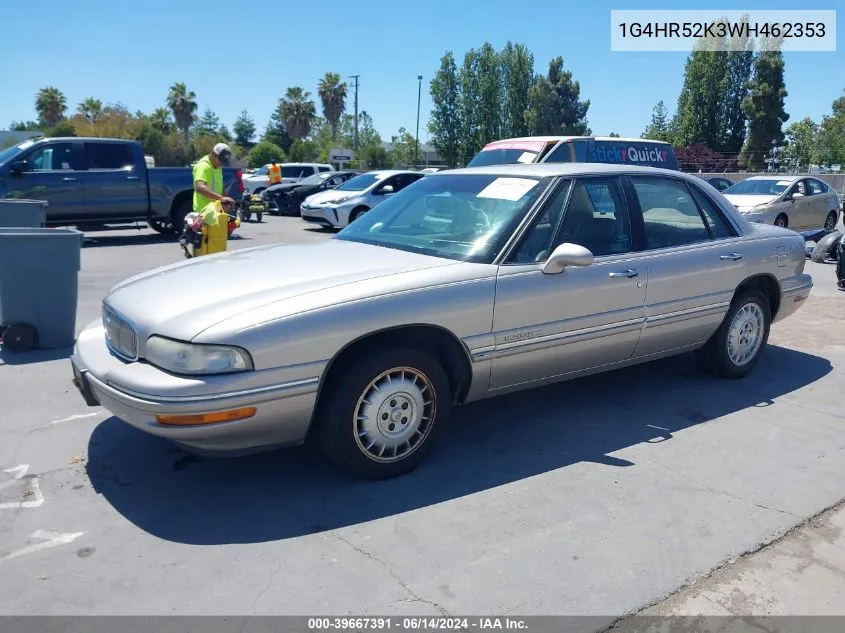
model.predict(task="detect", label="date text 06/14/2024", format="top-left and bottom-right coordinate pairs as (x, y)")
top-left (307, 617), bottom-right (528, 630)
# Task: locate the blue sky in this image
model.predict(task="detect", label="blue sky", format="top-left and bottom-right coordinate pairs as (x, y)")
top-left (1, 0), bottom-right (842, 144)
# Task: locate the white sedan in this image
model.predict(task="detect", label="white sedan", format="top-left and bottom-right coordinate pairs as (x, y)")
top-left (723, 176), bottom-right (840, 231)
top-left (300, 170), bottom-right (425, 228)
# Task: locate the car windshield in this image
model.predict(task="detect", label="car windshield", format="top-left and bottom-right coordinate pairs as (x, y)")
top-left (724, 179), bottom-right (791, 196)
top-left (336, 173), bottom-right (382, 191)
top-left (298, 173), bottom-right (332, 186)
top-left (0, 140), bottom-right (34, 165)
top-left (336, 173), bottom-right (548, 264)
top-left (467, 148), bottom-right (540, 167)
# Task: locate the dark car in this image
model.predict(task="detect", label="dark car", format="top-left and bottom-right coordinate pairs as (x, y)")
top-left (706, 177), bottom-right (734, 192)
top-left (260, 170), bottom-right (360, 216)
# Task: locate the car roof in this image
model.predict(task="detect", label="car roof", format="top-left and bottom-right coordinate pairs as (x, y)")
top-left (744, 175), bottom-right (799, 182)
top-left (361, 170), bottom-right (419, 177)
top-left (432, 162), bottom-right (688, 179)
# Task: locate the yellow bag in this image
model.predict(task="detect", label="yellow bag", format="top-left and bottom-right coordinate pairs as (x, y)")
top-left (196, 200), bottom-right (230, 256)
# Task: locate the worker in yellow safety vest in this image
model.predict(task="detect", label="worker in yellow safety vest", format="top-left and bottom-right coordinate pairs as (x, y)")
top-left (268, 161), bottom-right (282, 185)
top-left (193, 142), bottom-right (235, 213)
top-left (195, 198), bottom-right (235, 256)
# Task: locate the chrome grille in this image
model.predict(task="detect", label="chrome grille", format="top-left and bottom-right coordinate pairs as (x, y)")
top-left (103, 306), bottom-right (138, 360)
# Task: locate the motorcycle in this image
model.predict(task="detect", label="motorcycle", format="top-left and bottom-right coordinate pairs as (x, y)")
top-left (179, 209), bottom-right (241, 259)
top-left (809, 229), bottom-right (843, 264)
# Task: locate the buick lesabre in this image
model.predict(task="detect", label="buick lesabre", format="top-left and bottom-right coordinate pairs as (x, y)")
top-left (71, 164), bottom-right (812, 479)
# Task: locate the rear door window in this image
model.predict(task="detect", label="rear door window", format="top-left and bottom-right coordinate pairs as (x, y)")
top-left (84, 143), bottom-right (135, 170)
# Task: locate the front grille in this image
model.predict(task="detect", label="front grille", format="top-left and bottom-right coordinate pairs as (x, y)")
top-left (103, 305), bottom-right (138, 360)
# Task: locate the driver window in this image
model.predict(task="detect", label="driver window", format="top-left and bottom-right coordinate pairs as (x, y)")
top-left (507, 180), bottom-right (571, 263)
top-left (555, 178), bottom-right (631, 257)
top-left (26, 143), bottom-right (73, 171)
top-left (789, 181), bottom-right (807, 197)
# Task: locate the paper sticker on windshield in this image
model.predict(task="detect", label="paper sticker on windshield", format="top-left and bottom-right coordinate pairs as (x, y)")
top-left (776, 181), bottom-right (792, 186)
top-left (477, 178), bottom-right (538, 201)
top-left (516, 152), bottom-right (535, 164)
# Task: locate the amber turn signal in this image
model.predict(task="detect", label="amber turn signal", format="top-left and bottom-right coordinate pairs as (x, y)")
top-left (156, 407), bottom-right (257, 426)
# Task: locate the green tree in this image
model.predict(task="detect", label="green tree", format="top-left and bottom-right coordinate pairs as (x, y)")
top-left (263, 103), bottom-right (292, 153)
top-left (389, 127), bottom-right (417, 166)
top-left (815, 90), bottom-right (845, 166)
top-left (280, 86), bottom-right (317, 141)
top-left (289, 139), bottom-right (319, 162)
top-left (317, 72), bottom-right (347, 141)
top-left (247, 140), bottom-right (286, 168)
top-left (739, 43), bottom-right (789, 170)
top-left (35, 86), bottom-right (67, 127)
top-left (476, 42), bottom-right (503, 145)
top-left (10, 120), bottom-right (42, 132)
top-left (149, 107), bottom-right (175, 134)
top-left (526, 56), bottom-right (590, 136)
top-left (500, 41), bottom-right (534, 138)
top-left (45, 120), bottom-right (77, 137)
top-left (782, 118), bottom-right (818, 170)
top-left (233, 109), bottom-right (256, 146)
top-left (643, 100), bottom-right (672, 141)
top-left (459, 48), bottom-right (482, 163)
top-left (77, 97), bottom-right (103, 123)
top-left (218, 124), bottom-right (232, 141)
top-left (608, 132), bottom-right (621, 138)
top-left (720, 17), bottom-right (754, 153)
top-left (195, 107), bottom-right (220, 137)
top-left (428, 51), bottom-right (462, 168)
top-left (167, 82), bottom-right (198, 146)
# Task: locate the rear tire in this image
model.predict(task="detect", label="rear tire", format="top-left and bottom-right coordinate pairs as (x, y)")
top-left (774, 214), bottom-right (788, 228)
top-left (148, 218), bottom-right (170, 234)
top-left (313, 348), bottom-right (450, 480)
top-left (825, 210), bottom-right (838, 231)
top-left (696, 290), bottom-right (771, 379)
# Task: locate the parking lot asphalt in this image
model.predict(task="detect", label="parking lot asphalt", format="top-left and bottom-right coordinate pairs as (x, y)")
top-left (1, 216), bottom-right (845, 621)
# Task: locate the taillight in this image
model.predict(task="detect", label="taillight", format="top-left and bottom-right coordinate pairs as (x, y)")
top-left (235, 169), bottom-right (244, 193)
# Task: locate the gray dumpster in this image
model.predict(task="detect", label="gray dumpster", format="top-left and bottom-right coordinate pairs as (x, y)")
top-left (0, 227), bottom-right (83, 352)
top-left (0, 199), bottom-right (48, 228)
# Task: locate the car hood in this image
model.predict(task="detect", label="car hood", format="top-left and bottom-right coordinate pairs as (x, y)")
top-left (104, 240), bottom-right (459, 342)
top-left (724, 194), bottom-right (779, 209)
top-left (304, 189), bottom-right (361, 205)
top-left (265, 182), bottom-right (304, 194)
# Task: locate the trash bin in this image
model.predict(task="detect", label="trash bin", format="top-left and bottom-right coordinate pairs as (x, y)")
top-left (0, 227), bottom-right (83, 352)
top-left (0, 199), bottom-right (48, 228)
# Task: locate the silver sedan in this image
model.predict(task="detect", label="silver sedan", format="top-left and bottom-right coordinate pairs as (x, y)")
top-left (71, 163), bottom-right (812, 479)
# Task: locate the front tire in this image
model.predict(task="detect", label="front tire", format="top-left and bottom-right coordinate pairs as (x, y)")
top-left (696, 290), bottom-right (771, 379)
top-left (314, 348), bottom-right (451, 479)
top-left (774, 214), bottom-right (788, 228)
top-left (349, 207), bottom-right (369, 224)
top-left (825, 210), bottom-right (838, 231)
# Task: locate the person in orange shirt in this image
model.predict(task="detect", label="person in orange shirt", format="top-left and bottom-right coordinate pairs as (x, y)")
top-left (268, 161), bottom-right (282, 186)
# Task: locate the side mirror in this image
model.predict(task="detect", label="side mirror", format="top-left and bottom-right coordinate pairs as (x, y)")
top-left (541, 243), bottom-right (594, 274)
top-left (379, 185), bottom-right (394, 195)
top-left (789, 192), bottom-right (805, 200)
top-left (10, 159), bottom-right (29, 174)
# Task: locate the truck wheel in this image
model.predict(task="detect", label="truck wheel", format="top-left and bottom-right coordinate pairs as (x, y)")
top-left (256, 211), bottom-right (263, 223)
top-left (170, 200), bottom-right (192, 235)
top-left (148, 219), bottom-right (170, 234)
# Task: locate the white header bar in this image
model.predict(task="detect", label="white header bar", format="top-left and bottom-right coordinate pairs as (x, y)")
top-left (611, 10), bottom-right (836, 52)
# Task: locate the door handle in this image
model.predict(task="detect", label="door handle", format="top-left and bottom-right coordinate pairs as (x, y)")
top-left (609, 269), bottom-right (638, 278)
top-left (62, 177), bottom-right (76, 182)
top-left (126, 176), bottom-right (140, 180)
top-left (720, 253), bottom-right (743, 261)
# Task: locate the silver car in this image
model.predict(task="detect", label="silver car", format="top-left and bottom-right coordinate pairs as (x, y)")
top-left (300, 170), bottom-right (425, 228)
top-left (71, 164), bottom-right (812, 479)
top-left (723, 175), bottom-right (840, 231)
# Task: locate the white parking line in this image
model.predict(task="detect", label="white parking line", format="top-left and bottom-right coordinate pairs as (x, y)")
top-left (1, 531), bottom-right (84, 561)
top-left (0, 465), bottom-right (44, 509)
top-left (51, 412), bottom-right (101, 425)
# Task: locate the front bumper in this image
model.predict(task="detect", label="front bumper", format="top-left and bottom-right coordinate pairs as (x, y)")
top-left (300, 204), bottom-right (339, 228)
top-left (70, 323), bottom-right (321, 456)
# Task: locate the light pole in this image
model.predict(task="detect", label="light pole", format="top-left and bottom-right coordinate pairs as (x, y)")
top-left (415, 75), bottom-right (422, 168)
top-left (349, 75), bottom-right (360, 154)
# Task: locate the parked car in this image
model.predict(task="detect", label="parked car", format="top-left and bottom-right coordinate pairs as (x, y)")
top-left (705, 177), bottom-right (734, 192)
top-left (722, 176), bottom-right (840, 231)
top-left (0, 137), bottom-right (243, 234)
top-left (260, 171), bottom-right (360, 216)
top-left (467, 136), bottom-right (679, 170)
top-left (243, 162), bottom-right (334, 194)
top-left (71, 163), bottom-right (811, 479)
top-left (300, 170), bottom-right (425, 228)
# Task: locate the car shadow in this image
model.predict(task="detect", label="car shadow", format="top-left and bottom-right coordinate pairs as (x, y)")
top-left (86, 345), bottom-right (831, 545)
top-left (0, 345), bottom-right (72, 365)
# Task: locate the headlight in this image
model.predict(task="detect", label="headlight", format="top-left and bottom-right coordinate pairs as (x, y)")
top-left (145, 336), bottom-right (253, 375)
top-left (324, 198), bottom-right (349, 205)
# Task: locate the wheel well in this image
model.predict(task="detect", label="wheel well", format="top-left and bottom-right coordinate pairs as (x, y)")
top-left (774, 213), bottom-right (788, 227)
top-left (170, 191), bottom-right (192, 220)
top-left (351, 205), bottom-right (369, 216)
top-left (734, 274), bottom-right (781, 319)
top-left (316, 325), bottom-right (473, 408)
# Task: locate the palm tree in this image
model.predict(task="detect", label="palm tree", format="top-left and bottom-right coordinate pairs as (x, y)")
top-left (77, 97), bottom-right (103, 123)
top-left (318, 73), bottom-right (347, 141)
top-left (35, 86), bottom-right (67, 127)
top-left (280, 86), bottom-right (316, 141)
top-left (167, 82), bottom-right (198, 146)
top-left (150, 107), bottom-right (175, 134)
